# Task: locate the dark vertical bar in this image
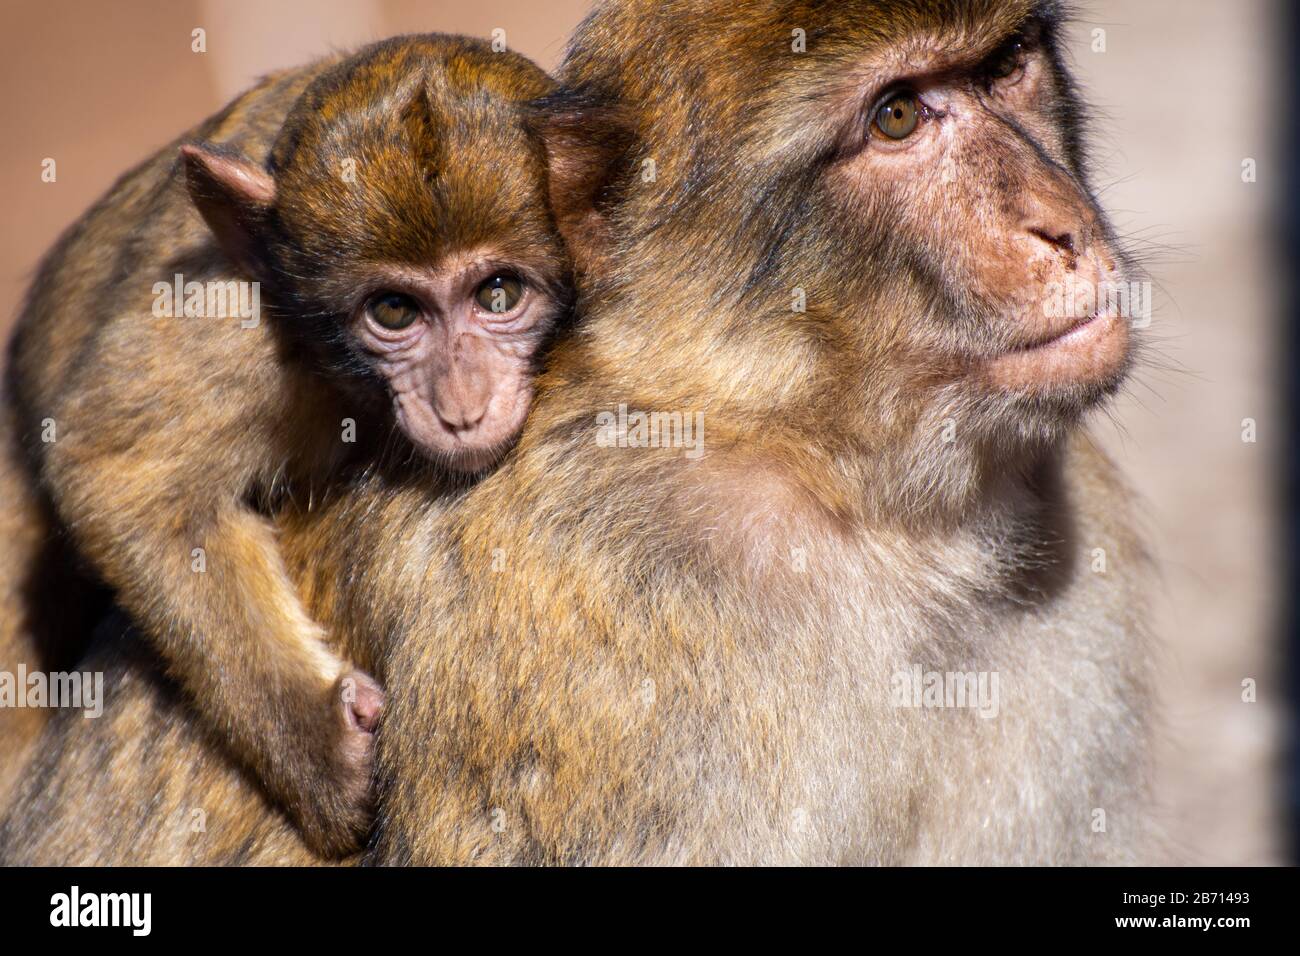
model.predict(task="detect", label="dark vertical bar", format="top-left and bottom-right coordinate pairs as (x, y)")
top-left (1284, 0), bottom-right (1300, 866)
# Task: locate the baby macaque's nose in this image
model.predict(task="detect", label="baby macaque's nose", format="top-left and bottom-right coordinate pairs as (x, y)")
top-left (434, 399), bottom-right (488, 434)
top-left (435, 334), bottom-right (497, 435)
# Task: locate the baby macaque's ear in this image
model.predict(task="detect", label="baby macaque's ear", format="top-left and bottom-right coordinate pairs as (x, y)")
top-left (179, 143), bottom-right (276, 273)
top-left (531, 90), bottom-right (636, 273)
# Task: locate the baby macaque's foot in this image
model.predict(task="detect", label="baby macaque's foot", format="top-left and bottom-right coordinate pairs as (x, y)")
top-left (288, 669), bottom-right (385, 858)
top-left (339, 669), bottom-right (384, 734)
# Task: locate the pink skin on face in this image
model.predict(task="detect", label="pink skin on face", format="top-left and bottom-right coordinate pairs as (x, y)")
top-left (834, 29), bottom-right (1135, 399)
top-left (350, 252), bottom-right (554, 473)
top-left (981, 310), bottom-right (1128, 392)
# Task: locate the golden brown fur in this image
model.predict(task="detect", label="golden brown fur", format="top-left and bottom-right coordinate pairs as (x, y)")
top-left (353, 0), bottom-right (1156, 864)
top-left (0, 35), bottom-right (564, 857)
top-left (1, 0), bottom-right (1157, 865)
top-left (0, 406), bottom-right (58, 810)
top-left (0, 616), bottom-right (320, 866)
top-left (0, 427), bottom-right (1150, 865)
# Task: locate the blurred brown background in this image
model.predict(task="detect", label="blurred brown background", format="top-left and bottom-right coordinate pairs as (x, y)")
top-left (0, 1), bottom-right (1284, 864)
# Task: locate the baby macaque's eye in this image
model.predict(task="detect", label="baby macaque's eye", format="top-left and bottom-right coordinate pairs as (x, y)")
top-left (367, 292), bottom-right (421, 330)
top-left (872, 92), bottom-right (920, 140)
top-left (474, 274), bottom-right (524, 314)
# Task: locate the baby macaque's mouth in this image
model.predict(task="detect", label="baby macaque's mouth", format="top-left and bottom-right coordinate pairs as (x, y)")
top-left (437, 437), bottom-right (514, 475)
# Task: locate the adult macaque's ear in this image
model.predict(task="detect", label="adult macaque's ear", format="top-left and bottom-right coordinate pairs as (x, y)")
top-left (179, 143), bottom-right (276, 273)
top-left (531, 92), bottom-right (636, 273)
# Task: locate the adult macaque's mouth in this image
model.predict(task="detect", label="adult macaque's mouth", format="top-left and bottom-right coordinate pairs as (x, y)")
top-left (981, 311), bottom-right (1129, 392)
top-left (1012, 310), bottom-right (1108, 353)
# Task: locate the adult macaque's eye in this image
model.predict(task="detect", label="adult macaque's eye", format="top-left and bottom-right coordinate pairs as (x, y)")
top-left (475, 274), bottom-right (524, 314)
top-left (987, 40), bottom-right (1025, 81)
top-left (367, 292), bottom-right (421, 330)
top-left (872, 92), bottom-right (920, 140)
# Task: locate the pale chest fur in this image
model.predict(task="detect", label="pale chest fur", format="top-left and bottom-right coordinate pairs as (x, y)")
top-left (677, 437), bottom-right (1151, 864)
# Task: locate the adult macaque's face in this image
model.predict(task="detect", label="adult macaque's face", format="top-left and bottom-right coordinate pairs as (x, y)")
top-left (546, 1), bottom-right (1137, 467)
top-left (743, 11), bottom-right (1128, 465)
top-left (819, 13), bottom-right (1132, 428)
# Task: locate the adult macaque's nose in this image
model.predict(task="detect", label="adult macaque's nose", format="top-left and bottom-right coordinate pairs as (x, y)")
top-left (1018, 167), bottom-right (1099, 267)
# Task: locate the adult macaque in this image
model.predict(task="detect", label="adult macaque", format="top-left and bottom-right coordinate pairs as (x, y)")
top-left (364, 0), bottom-right (1155, 864)
top-left (1, 35), bottom-right (570, 857)
top-left (1, 0), bottom-right (1156, 865)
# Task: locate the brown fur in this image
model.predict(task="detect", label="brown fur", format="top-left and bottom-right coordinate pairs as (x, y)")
top-left (1, 0), bottom-right (1157, 865)
top-left (0, 615), bottom-right (320, 866)
top-left (358, 0), bottom-right (1155, 864)
top-left (0, 35), bottom-right (564, 858)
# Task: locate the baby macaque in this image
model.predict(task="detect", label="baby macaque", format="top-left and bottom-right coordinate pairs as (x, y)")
top-left (4, 34), bottom-right (570, 856)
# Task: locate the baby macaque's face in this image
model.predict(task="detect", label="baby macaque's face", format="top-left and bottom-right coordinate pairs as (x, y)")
top-left (343, 250), bottom-right (563, 473)
top-left (182, 42), bottom-right (569, 473)
top-left (268, 43), bottom-right (571, 473)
